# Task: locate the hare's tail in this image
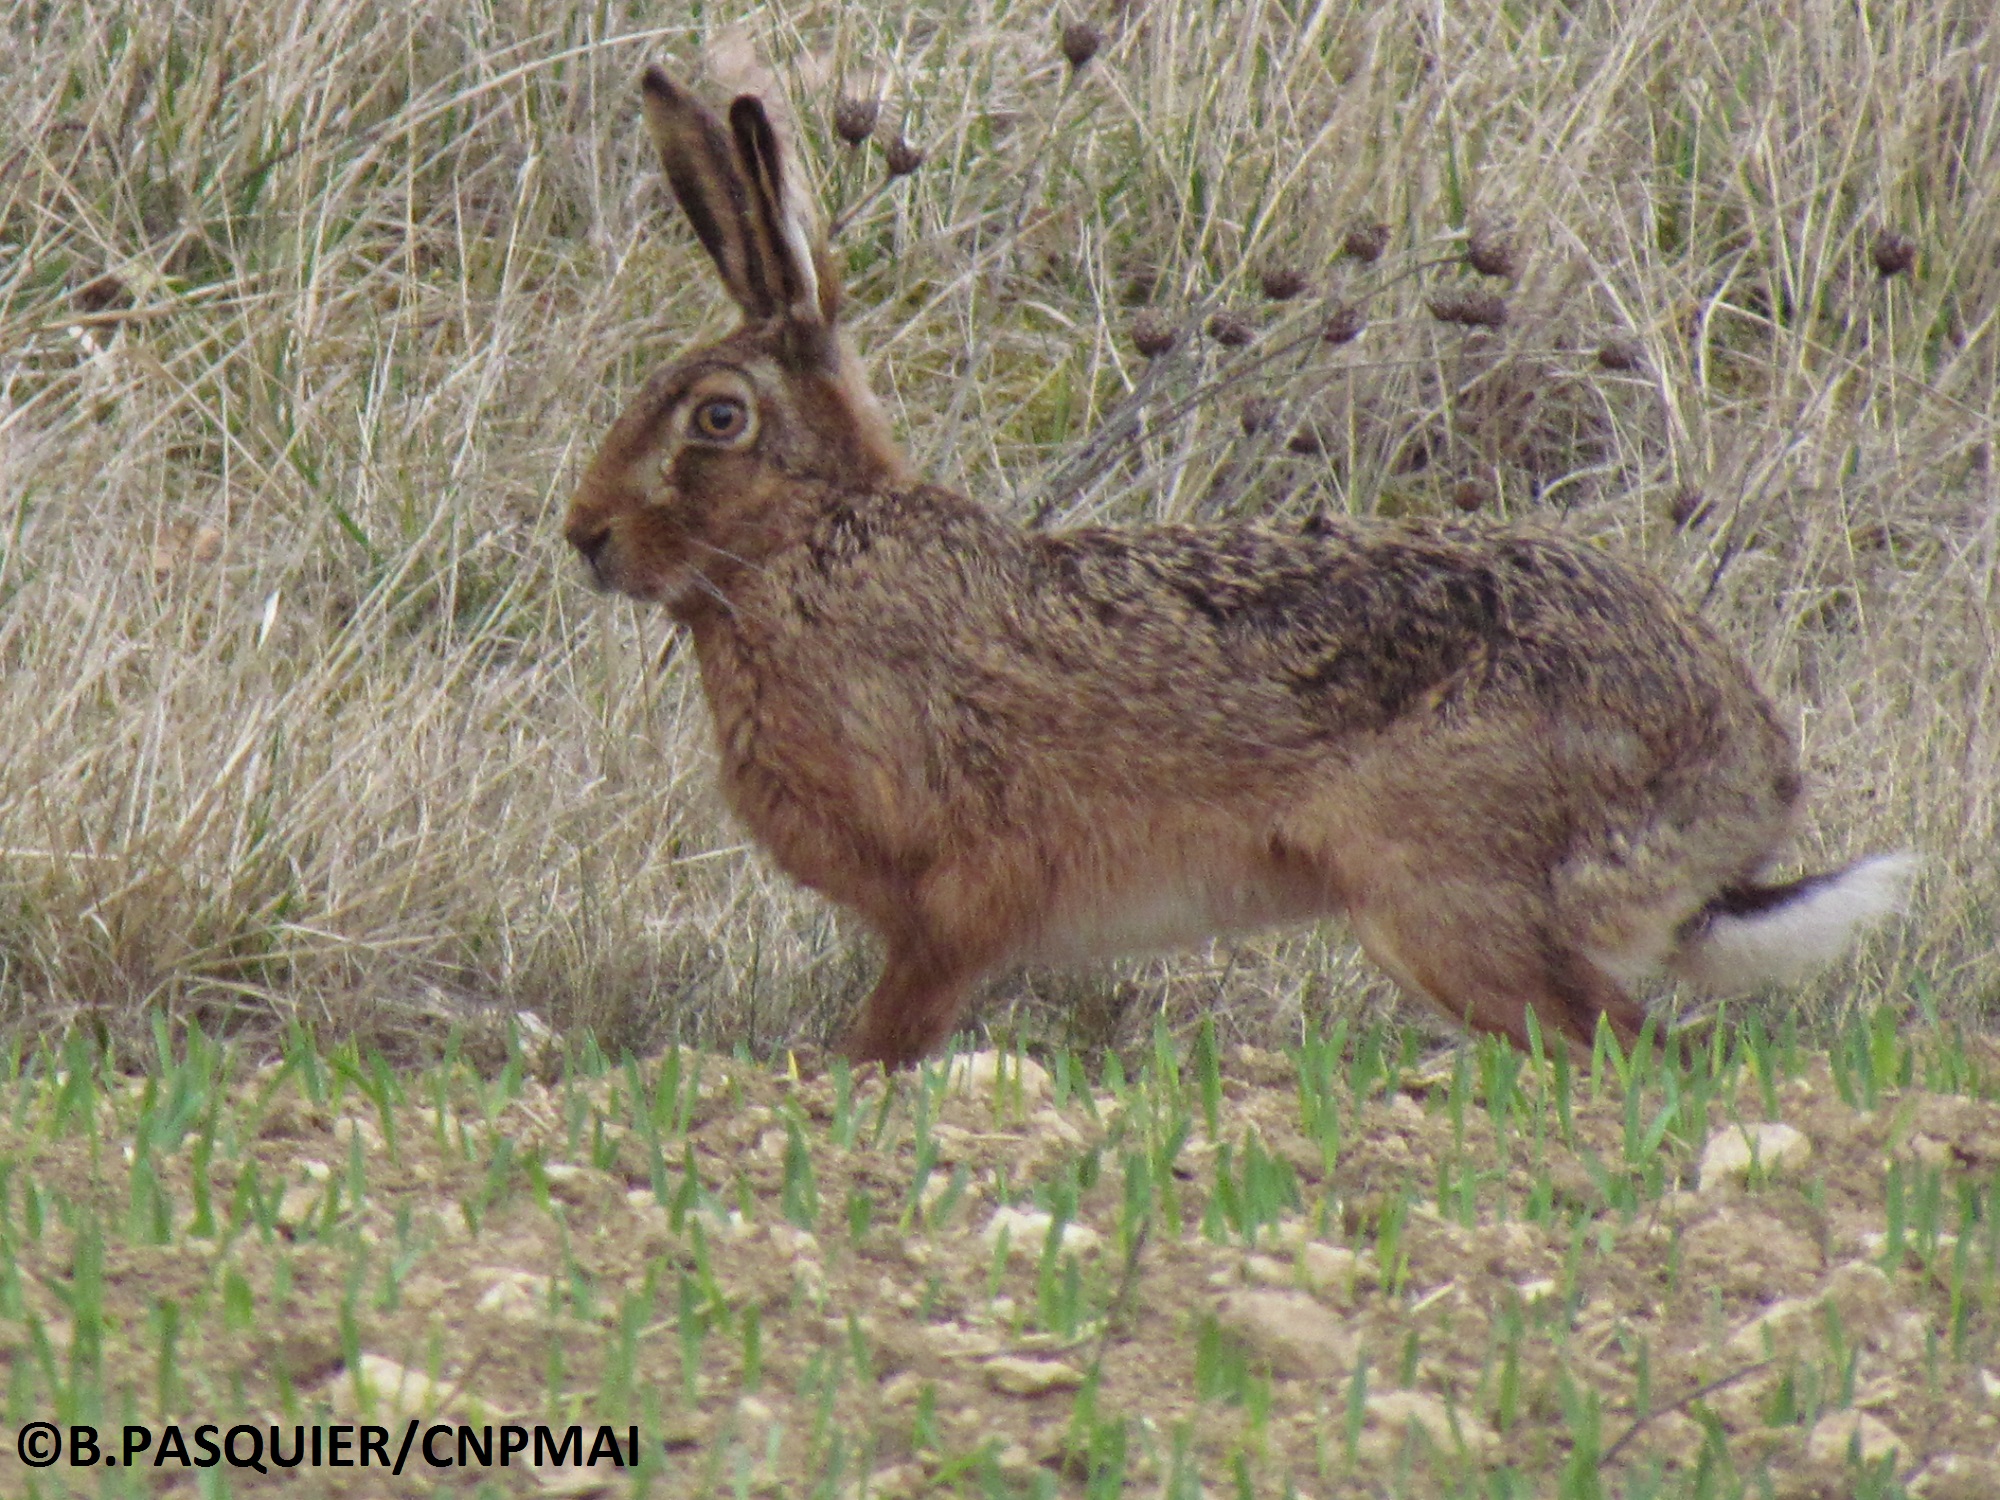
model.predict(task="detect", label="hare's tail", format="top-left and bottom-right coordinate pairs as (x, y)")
top-left (1672, 853), bottom-right (1916, 994)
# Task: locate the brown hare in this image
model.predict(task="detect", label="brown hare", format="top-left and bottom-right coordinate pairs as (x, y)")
top-left (565, 66), bottom-right (1911, 1068)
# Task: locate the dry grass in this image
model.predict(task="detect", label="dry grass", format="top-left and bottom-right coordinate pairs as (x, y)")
top-left (0, 0), bottom-right (1994, 1059)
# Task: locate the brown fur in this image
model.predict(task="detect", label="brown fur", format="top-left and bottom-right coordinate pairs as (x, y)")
top-left (565, 67), bottom-right (1883, 1067)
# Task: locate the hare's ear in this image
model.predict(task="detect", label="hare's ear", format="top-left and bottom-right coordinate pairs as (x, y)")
top-left (639, 66), bottom-right (773, 319)
top-left (638, 66), bottom-right (833, 328)
top-left (726, 95), bottom-right (839, 327)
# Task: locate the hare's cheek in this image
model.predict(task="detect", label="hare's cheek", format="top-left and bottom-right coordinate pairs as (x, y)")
top-left (622, 515), bottom-right (707, 605)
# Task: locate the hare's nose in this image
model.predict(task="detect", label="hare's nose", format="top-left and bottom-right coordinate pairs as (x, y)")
top-left (568, 523), bottom-right (613, 586)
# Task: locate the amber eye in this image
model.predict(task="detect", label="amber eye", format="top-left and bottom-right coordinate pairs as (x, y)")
top-left (690, 396), bottom-right (749, 442)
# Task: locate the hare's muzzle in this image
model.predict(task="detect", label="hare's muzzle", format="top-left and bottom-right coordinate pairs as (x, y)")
top-left (565, 520), bottom-right (615, 592)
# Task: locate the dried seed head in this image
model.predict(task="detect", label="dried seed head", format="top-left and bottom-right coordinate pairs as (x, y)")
top-left (1205, 309), bottom-right (1255, 347)
top-left (1239, 397), bottom-right (1279, 434)
top-left (1669, 487), bottom-right (1712, 528)
top-left (1129, 310), bottom-right (1178, 358)
top-left (833, 96), bottom-right (879, 147)
top-left (73, 273), bottom-right (131, 314)
top-left (1342, 222), bottom-right (1391, 263)
top-left (1258, 265), bottom-right (1309, 301)
top-left (1426, 290), bottom-right (1508, 329)
top-left (1871, 229), bottom-right (1916, 278)
top-left (1060, 20), bottom-right (1105, 70)
top-left (1320, 304), bottom-right (1365, 345)
top-left (1465, 226), bottom-right (1518, 279)
top-left (1595, 338), bottom-right (1643, 372)
top-left (1451, 479), bottom-right (1491, 512)
top-left (1851, 521), bottom-right (1894, 552)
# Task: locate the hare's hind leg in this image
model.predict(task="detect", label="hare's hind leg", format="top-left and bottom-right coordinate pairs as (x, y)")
top-left (1347, 879), bottom-right (1646, 1054)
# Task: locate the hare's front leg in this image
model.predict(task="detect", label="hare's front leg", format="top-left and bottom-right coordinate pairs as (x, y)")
top-left (840, 938), bottom-right (987, 1069)
top-left (834, 847), bottom-right (1039, 1068)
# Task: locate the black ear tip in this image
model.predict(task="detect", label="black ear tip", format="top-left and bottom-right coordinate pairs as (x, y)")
top-left (727, 95), bottom-right (773, 131)
top-left (639, 65), bottom-right (677, 101)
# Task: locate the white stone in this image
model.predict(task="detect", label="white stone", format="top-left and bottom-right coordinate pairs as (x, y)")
top-left (793, 1259), bottom-right (828, 1304)
top-left (1727, 1296), bottom-right (1814, 1359)
top-left (1362, 1390), bottom-right (1498, 1457)
top-left (539, 1162), bottom-right (616, 1206)
top-left (982, 1356), bottom-right (1084, 1395)
top-left (1031, 1105), bottom-right (1085, 1146)
top-left (1906, 1133), bottom-right (1953, 1168)
top-left (1243, 1254), bottom-right (1291, 1287)
top-left (1698, 1122), bottom-right (1811, 1190)
top-left (1807, 1410), bottom-right (1904, 1467)
top-left (770, 1224), bottom-right (820, 1257)
top-left (332, 1115), bottom-right (383, 1151)
top-left (274, 1183), bottom-right (324, 1231)
top-left (475, 1268), bottom-right (554, 1321)
top-left (1213, 1291), bottom-right (1356, 1378)
top-left (981, 1206), bottom-right (1102, 1259)
top-left (328, 1355), bottom-right (456, 1419)
top-left (689, 1206), bottom-right (753, 1241)
top-left (1300, 1242), bottom-right (1376, 1301)
top-left (947, 1051), bottom-right (1052, 1103)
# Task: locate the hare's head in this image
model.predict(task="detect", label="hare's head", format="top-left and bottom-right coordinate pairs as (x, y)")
top-left (565, 67), bottom-right (908, 617)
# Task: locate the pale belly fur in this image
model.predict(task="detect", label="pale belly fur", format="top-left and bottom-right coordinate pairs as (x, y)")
top-left (1024, 863), bottom-right (1333, 965)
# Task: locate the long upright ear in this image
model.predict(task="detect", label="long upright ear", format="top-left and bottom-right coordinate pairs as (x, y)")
top-left (726, 96), bottom-right (837, 327)
top-left (638, 66), bottom-right (833, 328)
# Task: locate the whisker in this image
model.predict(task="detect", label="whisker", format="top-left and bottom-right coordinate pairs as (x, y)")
top-left (684, 568), bottom-right (739, 618)
top-left (689, 537), bottom-right (769, 575)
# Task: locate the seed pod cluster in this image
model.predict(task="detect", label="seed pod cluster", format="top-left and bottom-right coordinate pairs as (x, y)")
top-left (73, 274), bottom-right (132, 314)
top-left (1871, 229), bottom-right (1916, 278)
top-left (1427, 290), bottom-right (1508, 329)
top-left (1342, 222), bottom-right (1391, 262)
top-left (1258, 265), bottom-right (1309, 301)
top-left (1464, 226), bottom-right (1517, 279)
top-left (1595, 339), bottom-right (1643, 372)
top-left (833, 97), bottom-right (879, 147)
top-left (1320, 304), bottom-right (1366, 345)
top-left (1129, 310), bottom-right (1178, 358)
top-left (1060, 21), bottom-right (1105, 71)
top-left (1239, 397), bottom-right (1279, 435)
top-left (1669, 487), bottom-right (1712, 528)
top-left (1206, 309), bottom-right (1255, 347)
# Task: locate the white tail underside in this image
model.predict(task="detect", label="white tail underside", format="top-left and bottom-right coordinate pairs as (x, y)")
top-left (1674, 853), bottom-right (1917, 993)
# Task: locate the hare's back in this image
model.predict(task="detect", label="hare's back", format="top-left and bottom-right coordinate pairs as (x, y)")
top-left (1032, 517), bottom-right (1772, 750)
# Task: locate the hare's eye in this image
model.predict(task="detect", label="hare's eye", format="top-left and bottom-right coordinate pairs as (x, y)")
top-left (691, 396), bottom-right (749, 442)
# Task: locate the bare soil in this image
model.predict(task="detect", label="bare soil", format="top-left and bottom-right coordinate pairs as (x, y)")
top-left (3, 1029), bottom-right (2000, 1497)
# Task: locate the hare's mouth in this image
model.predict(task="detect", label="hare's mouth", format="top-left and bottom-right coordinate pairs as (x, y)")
top-left (594, 551), bottom-right (718, 619)
top-left (568, 526), bottom-right (677, 606)
top-left (567, 521), bottom-right (621, 593)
